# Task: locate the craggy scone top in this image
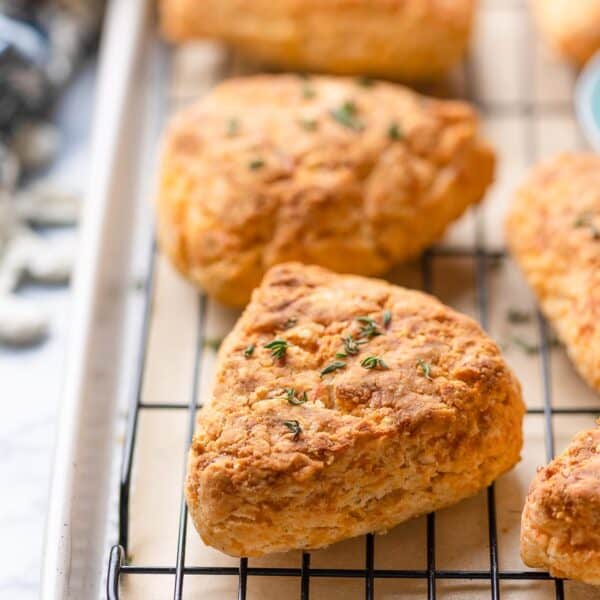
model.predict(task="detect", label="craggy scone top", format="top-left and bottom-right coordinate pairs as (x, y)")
top-left (158, 74), bottom-right (495, 306)
top-left (186, 264), bottom-right (524, 556)
top-left (521, 424), bottom-right (600, 584)
top-left (160, 0), bottom-right (476, 80)
top-left (506, 153), bottom-right (600, 391)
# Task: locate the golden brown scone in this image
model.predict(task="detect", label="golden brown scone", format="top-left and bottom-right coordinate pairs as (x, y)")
top-left (505, 154), bottom-right (600, 392)
top-left (159, 0), bottom-right (476, 81)
top-left (157, 74), bottom-right (495, 306)
top-left (531, 0), bottom-right (600, 65)
top-left (185, 263), bottom-right (525, 557)
top-left (521, 424), bottom-right (600, 584)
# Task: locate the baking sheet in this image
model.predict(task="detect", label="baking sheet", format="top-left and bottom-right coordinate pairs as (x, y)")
top-left (117, 1), bottom-right (599, 598)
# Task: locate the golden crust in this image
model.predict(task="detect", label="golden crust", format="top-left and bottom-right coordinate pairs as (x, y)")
top-left (521, 424), bottom-right (600, 584)
top-left (505, 153), bottom-right (600, 392)
top-left (185, 263), bottom-right (525, 557)
top-left (531, 0), bottom-right (600, 65)
top-left (159, 0), bottom-right (476, 81)
top-left (157, 74), bottom-right (495, 306)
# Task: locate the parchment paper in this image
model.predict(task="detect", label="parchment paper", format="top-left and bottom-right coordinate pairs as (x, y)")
top-left (119, 1), bottom-right (599, 597)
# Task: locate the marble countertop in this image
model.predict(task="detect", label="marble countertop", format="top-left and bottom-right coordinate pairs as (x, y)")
top-left (0, 62), bottom-right (95, 600)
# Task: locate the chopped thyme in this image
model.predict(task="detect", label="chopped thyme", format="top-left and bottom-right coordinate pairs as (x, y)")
top-left (507, 308), bottom-right (531, 324)
top-left (387, 122), bottom-right (403, 141)
top-left (283, 388), bottom-right (308, 405)
top-left (330, 100), bottom-right (364, 132)
top-left (204, 337), bottom-right (223, 351)
top-left (243, 344), bottom-right (255, 358)
top-left (361, 356), bottom-right (389, 370)
top-left (574, 212), bottom-right (600, 240)
top-left (301, 81), bottom-right (316, 99)
top-left (336, 352), bottom-right (348, 359)
top-left (356, 316), bottom-right (382, 339)
top-left (283, 419), bottom-right (302, 440)
top-left (320, 360), bottom-right (347, 376)
top-left (417, 359), bottom-right (433, 381)
top-left (264, 338), bottom-right (289, 360)
top-left (283, 317), bottom-right (298, 329)
top-left (299, 117), bottom-right (318, 131)
top-left (383, 310), bottom-right (392, 328)
top-left (356, 76), bottom-right (375, 88)
top-left (226, 118), bottom-right (240, 136)
top-left (342, 334), bottom-right (367, 355)
top-left (248, 158), bottom-right (265, 170)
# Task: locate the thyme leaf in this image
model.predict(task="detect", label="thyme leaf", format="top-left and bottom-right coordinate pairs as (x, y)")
top-left (342, 334), bottom-right (366, 355)
top-left (417, 359), bottom-right (433, 381)
top-left (283, 388), bottom-right (308, 405)
top-left (356, 316), bottom-right (382, 339)
top-left (248, 158), bottom-right (265, 170)
top-left (226, 118), bottom-right (240, 136)
top-left (243, 344), bottom-right (255, 358)
top-left (574, 212), bottom-right (600, 240)
top-left (507, 308), bottom-right (531, 324)
top-left (320, 360), bottom-right (347, 376)
top-left (360, 356), bottom-right (389, 370)
top-left (283, 419), bottom-right (302, 440)
top-left (330, 100), bottom-right (364, 132)
top-left (264, 338), bottom-right (289, 360)
top-left (383, 310), bottom-right (392, 328)
top-left (356, 76), bottom-right (375, 88)
top-left (387, 122), bottom-right (403, 141)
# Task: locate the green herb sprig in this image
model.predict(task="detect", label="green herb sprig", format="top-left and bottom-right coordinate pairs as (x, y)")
top-left (330, 101), bottom-right (364, 132)
top-left (283, 388), bottom-right (308, 405)
top-left (356, 316), bottom-right (382, 340)
top-left (248, 158), bottom-right (265, 170)
top-left (283, 419), bottom-right (302, 440)
top-left (321, 360), bottom-right (346, 376)
top-left (264, 338), bottom-right (290, 360)
top-left (361, 356), bottom-right (388, 370)
top-left (243, 344), bottom-right (255, 358)
top-left (387, 122), bottom-right (403, 141)
top-left (417, 359), bottom-right (433, 381)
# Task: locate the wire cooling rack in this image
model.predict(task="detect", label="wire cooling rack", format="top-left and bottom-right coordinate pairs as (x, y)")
top-left (106, 2), bottom-right (598, 598)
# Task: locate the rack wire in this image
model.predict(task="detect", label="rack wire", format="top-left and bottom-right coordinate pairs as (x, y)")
top-left (106, 3), bottom-right (597, 598)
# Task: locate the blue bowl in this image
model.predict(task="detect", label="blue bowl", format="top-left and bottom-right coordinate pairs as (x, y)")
top-left (576, 51), bottom-right (600, 151)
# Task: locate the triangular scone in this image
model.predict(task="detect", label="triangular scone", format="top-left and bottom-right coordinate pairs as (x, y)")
top-left (506, 153), bottom-right (600, 392)
top-left (186, 263), bottom-right (524, 557)
top-left (521, 424), bottom-right (600, 584)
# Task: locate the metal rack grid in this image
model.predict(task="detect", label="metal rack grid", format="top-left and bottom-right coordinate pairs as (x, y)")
top-left (105, 3), bottom-right (597, 598)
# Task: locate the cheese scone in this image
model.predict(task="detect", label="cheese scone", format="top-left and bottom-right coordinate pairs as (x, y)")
top-left (157, 75), bottom-right (495, 306)
top-left (531, 0), bottom-right (600, 65)
top-left (521, 424), bottom-right (600, 584)
top-left (505, 154), bottom-right (600, 392)
top-left (159, 0), bottom-right (477, 81)
top-left (186, 263), bottom-right (525, 557)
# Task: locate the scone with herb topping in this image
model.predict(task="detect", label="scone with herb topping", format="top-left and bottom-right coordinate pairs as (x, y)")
top-left (159, 0), bottom-right (477, 81)
top-left (157, 74), bottom-right (495, 306)
top-left (185, 263), bottom-right (524, 557)
top-left (505, 153), bottom-right (600, 391)
top-left (521, 423), bottom-right (600, 584)
top-left (531, 0), bottom-right (600, 65)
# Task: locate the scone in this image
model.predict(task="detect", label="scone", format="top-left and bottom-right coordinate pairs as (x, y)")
top-left (159, 0), bottom-right (476, 81)
top-left (505, 153), bottom-right (600, 391)
top-left (157, 74), bottom-right (495, 306)
top-left (531, 0), bottom-right (600, 65)
top-left (521, 424), bottom-right (600, 584)
top-left (185, 263), bottom-right (525, 557)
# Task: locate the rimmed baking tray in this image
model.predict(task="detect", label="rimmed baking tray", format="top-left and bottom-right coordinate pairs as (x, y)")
top-left (42, 0), bottom-right (599, 598)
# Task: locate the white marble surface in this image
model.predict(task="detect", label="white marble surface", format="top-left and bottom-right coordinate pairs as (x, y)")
top-left (0, 63), bottom-right (95, 600)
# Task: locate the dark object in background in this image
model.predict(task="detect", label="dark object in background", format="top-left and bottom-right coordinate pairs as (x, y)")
top-left (0, 0), bottom-right (105, 180)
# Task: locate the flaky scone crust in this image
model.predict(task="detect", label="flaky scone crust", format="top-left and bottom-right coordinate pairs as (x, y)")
top-left (159, 0), bottom-right (476, 81)
top-left (157, 75), bottom-right (495, 306)
top-left (521, 424), bottom-right (600, 584)
top-left (505, 153), bottom-right (600, 392)
top-left (531, 0), bottom-right (600, 65)
top-left (185, 263), bottom-right (525, 557)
